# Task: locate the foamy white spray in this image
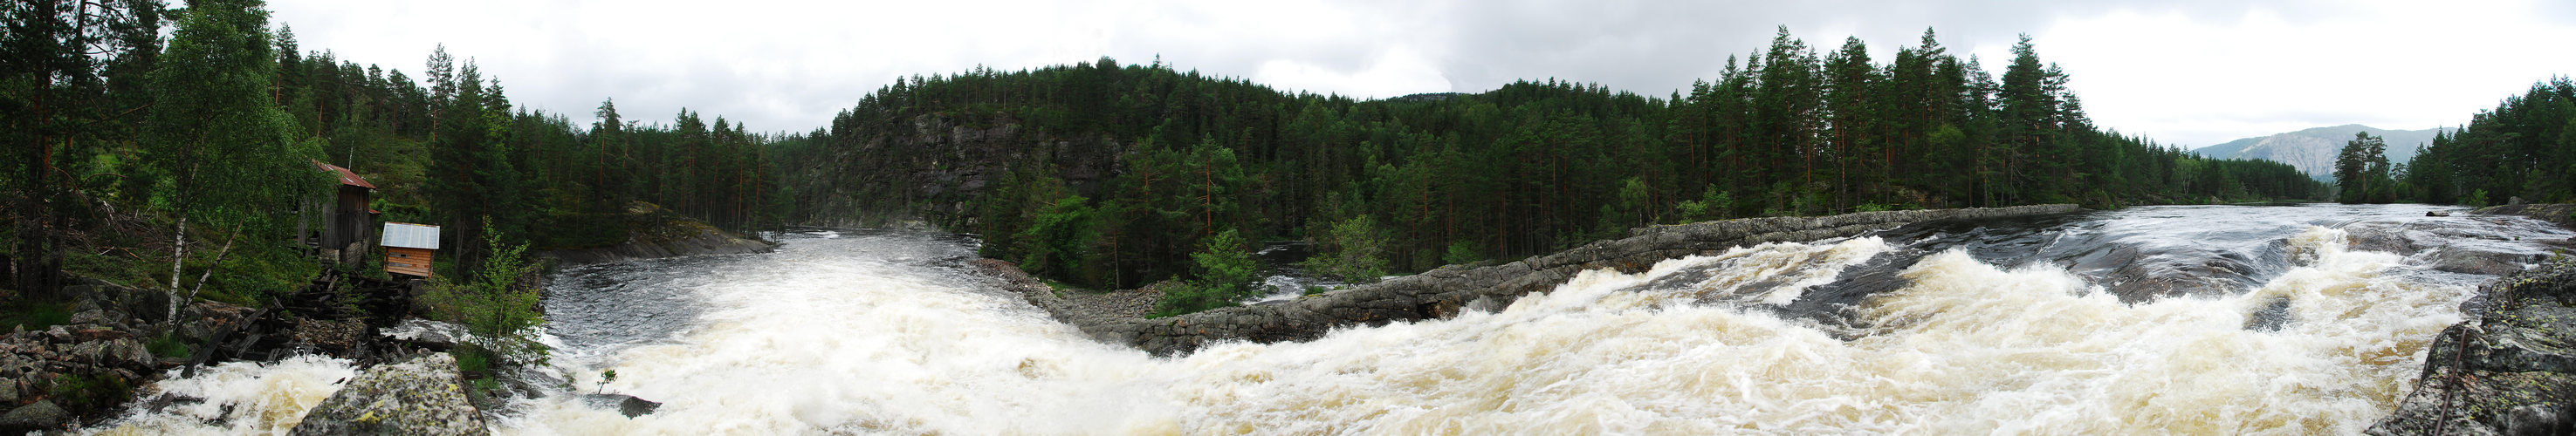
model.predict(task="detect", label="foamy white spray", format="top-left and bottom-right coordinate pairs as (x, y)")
top-left (99, 223), bottom-right (2476, 434)
top-left (87, 356), bottom-right (358, 435)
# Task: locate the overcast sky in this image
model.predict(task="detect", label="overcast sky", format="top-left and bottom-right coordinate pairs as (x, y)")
top-left (267, 0), bottom-right (2576, 148)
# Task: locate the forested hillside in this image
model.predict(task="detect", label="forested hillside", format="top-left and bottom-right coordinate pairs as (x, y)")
top-left (2401, 78), bottom-right (2576, 205)
top-left (779, 27), bottom-right (2325, 300)
top-left (3, 0), bottom-right (782, 301)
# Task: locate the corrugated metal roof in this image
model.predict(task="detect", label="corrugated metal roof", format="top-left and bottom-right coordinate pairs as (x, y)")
top-left (382, 222), bottom-right (441, 249)
top-left (312, 160), bottom-right (376, 189)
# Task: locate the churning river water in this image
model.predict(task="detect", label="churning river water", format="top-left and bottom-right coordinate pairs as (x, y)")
top-left (92, 204), bottom-right (2576, 434)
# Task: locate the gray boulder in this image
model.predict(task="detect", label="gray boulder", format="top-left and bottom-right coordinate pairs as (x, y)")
top-left (0, 400), bottom-right (70, 432)
top-left (2370, 258), bottom-right (2576, 435)
top-left (581, 393), bottom-right (662, 418)
top-left (289, 352), bottom-right (488, 435)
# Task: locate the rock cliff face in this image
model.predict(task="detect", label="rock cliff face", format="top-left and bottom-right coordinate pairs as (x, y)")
top-left (781, 113), bottom-right (1124, 228)
top-left (988, 204), bottom-right (2082, 356)
top-left (2370, 258), bottom-right (2576, 435)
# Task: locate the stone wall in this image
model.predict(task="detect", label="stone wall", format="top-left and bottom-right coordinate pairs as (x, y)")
top-left (1004, 204), bottom-right (2081, 356)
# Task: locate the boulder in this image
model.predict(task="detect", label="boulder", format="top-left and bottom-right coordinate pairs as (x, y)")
top-left (288, 352), bottom-right (488, 436)
top-left (581, 393), bottom-right (662, 418)
top-left (380, 319), bottom-right (470, 351)
top-left (0, 400), bottom-right (70, 432)
top-left (2370, 258), bottom-right (2576, 435)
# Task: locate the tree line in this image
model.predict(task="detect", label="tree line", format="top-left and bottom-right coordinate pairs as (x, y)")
top-left (2388, 78), bottom-right (2575, 206)
top-left (785, 27), bottom-right (2325, 313)
top-left (3, 0), bottom-right (785, 303)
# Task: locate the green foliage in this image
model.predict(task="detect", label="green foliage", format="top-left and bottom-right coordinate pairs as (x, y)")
top-left (148, 333), bottom-right (192, 359)
top-left (1443, 241), bottom-right (1486, 266)
top-left (1151, 228), bottom-right (1260, 317)
top-left (143, 0), bottom-right (326, 235)
top-left (1302, 215), bottom-right (1391, 284)
top-left (49, 373), bottom-right (134, 416)
top-left (1673, 185), bottom-right (1733, 223)
top-left (2405, 78), bottom-right (2576, 205)
top-left (1013, 195), bottom-right (1101, 283)
top-left (422, 218), bottom-right (547, 367)
top-left (0, 300), bottom-right (72, 331)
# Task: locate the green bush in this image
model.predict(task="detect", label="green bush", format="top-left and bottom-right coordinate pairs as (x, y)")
top-left (422, 218), bottom-right (548, 368)
top-left (51, 373), bottom-right (133, 415)
top-left (1301, 215), bottom-right (1390, 284)
top-left (0, 300), bottom-right (72, 331)
top-left (1151, 229), bottom-right (1261, 317)
top-left (148, 333), bottom-right (192, 359)
top-left (1442, 241), bottom-right (1484, 266)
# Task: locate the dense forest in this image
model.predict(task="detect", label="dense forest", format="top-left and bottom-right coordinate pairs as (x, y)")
top-left (10, 0), bottom-right (2333, 318)
top-left (2394, 78), bottom-right (2576, 206)
top-left (3, 0), bottom-right (782, 304)
top-left (780, 28), bottom-right (2324, 311)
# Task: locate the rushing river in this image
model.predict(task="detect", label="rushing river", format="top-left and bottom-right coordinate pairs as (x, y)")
top-left (94, 204), bottom-right (2576, 434)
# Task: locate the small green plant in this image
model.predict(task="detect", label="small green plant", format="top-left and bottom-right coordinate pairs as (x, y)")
top-left (596, 369), bottom-right (618, 394)
top-left (1441, 241), bottom-right (1484, 266)
top-left (50, 373), bottom-right (133, 416)
top-left (147, 333), bottom-right (191, 359)
top-left (422, 217), bottom-right (549, 368)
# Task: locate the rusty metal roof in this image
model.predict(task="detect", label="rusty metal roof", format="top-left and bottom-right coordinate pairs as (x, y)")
top-left (311, 160), bottom-right (376, 189)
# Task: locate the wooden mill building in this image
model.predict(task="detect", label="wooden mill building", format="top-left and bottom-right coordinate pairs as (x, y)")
top-left (312, 160), bottom-right (378, 264)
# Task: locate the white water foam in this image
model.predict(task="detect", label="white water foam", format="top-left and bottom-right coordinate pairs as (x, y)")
top-left (87, 355), bottom-right (359, 435)
top-left (101, 226), bottom-right (2466, 434)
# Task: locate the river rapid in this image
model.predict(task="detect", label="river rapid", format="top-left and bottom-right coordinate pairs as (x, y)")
top-left (93, 204), bottom-right (2576, 434)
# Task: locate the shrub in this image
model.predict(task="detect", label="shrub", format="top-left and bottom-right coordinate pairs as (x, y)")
top-left (422, 218), bottom-right (548, 368)
top-left (1151, 229), bottom-right (1261, 317)
top-left (1301, 215), bottom-right (1390, 284)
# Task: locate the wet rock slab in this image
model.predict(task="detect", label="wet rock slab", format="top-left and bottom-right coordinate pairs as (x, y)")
top-left (2370, 258), bottom-right (2576, 435)
top-left (989, 204), bottom-right (2083, 356)
top-left (289, 352), bottom-right (488, 436)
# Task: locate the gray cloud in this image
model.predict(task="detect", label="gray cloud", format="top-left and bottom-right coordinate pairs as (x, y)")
top-left (270, 0), bottom-right (2571, 147)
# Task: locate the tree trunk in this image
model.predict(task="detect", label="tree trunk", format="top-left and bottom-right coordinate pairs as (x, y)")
top-left (167, 215), bottom-right (187, 322)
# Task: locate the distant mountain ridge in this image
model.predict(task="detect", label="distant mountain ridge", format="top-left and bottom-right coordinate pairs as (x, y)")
top-left (2193, 125), bottom-right (2454, 177)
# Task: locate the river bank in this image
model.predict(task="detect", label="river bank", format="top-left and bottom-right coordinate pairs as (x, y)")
top-left (985, 204), bottom-right (2084, 356)
top-left (535, 202), bottom-right (776, 268)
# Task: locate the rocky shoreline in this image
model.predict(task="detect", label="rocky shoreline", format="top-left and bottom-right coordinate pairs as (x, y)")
top-left (979, 204), bottom-right (2084, 356)
top-left (2369, 256), bottom-right (2576, 435)
top-left (538, 202), bottom-right (776, 268)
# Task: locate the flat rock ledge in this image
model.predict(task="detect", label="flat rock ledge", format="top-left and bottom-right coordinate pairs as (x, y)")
top-left (2475, 203), bottom-right (2576, 228)
top-left (987, 204), bottom-right (2080, 357)
top-left (289, 352), bottom-right (488, 436)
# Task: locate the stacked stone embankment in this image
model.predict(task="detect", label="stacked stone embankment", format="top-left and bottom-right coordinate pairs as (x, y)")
top-left (988, 204), bottom-right (2081, 356)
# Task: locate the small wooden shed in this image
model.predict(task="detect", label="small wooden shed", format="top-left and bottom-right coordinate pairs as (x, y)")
top-left (381, 222), bottom-right (441, 278)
